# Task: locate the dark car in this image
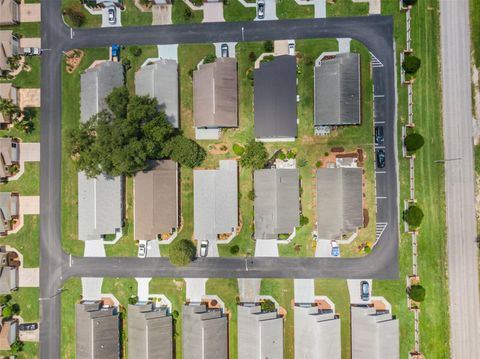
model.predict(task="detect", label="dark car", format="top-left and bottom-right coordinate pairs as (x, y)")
top-left (375, 125), bottom-right (384, 145)
top-left (376, 149), bottom-right (386, 169)
top-left (221, 44), bottom-right (229, 58)
top-left (360, 281), bottom-right (370, 301)
top-left (19, 323), bottom-right (38, 331)
top-left (257, 0), bottom-right (265, 19)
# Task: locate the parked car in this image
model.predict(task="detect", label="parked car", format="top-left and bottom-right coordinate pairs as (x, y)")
top-left (200, 240), bottom-right (209, 257)
top-left (138, 240), bottom-right (147, 258)
top-left (376, 149), bottom-right (386, 169)
top-left (288, 41), bottom-right (295, 56)
top-left (360, 281), bottom-right (370, 301)
top-left (257, 0), bottom-right (265, 19)
top-left (23, 47), bottom-right (41, 56)
top-left (19, 323), bottom-right (38, 331)
top-left (375, 125), bottom-right (384, 145)
top-left (331, 241), bottom-right (340, 257)
top-left (111, 44), bottom-right (120, 61)
top-left (221, 44), bottom-right (229, 58)
top-left (107, 6), bottom-right (116, 24)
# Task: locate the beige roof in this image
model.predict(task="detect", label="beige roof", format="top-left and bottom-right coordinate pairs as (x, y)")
top-left (0, 83), bottom-right (17, 124)
top-left (0, 30), bottom-right (17, 72)
top-left (0, 138), bottom-right (12, 179)
top-left (0, 318), bottom-right (17, 351)
top-left (193, 57), bottom-right (238, 128)
top-left (0, 0), bottom-right (20, 26)
top-left (134, 160), bottom-right (178, 241)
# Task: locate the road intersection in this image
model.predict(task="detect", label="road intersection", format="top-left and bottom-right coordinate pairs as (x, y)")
top-left (39, 1), bottom-right (397, 357)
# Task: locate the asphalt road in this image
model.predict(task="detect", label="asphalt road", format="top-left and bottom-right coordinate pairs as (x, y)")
top-left (39, 2), bottom-right (398, 357)
top-left (439, 0), bottom-right (480, 357)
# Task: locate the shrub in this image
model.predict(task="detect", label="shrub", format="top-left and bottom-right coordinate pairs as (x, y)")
top-left (121, 58), bottom-right (131, 71)
top-left (260, 299), bottom-right (276, 312)
top-left (299, 214), bottom-right (309, 226)
top-left (297, 158), bottom-right (307, 168)
top-left (169, 239), bottom-right (196, 266)
top-left (64, 6), bottom-right (86, 27)
top-left (240, 140), bottom-right (268, 169)
top-left (263, 40), bottom-right (274, 52)
top-left (129, 46), bottom-right (142, 57)
top-left (10, 340), bottom-right (23, 354)
top-left (403, 0), bottom-right (418, 6)
top-left (11, 303), bottom-right (20, 315)
top-left (248, 189), bottom-right (255, 201)
top-left (402, 55), bottom-right (421, 74)
top-left (172, 310), bottom-right (179, 319)
top-left (162, 136), bottom-right (206, 168)
top-left (184, 7), bottom-right (192, 20)
top-left (203, 53), bottom-right (216, 64)
top-left (229, 245), bottom-right (240, 255)
top-left (261, 55), bottom-right (274, 63)
top-left (248, 51), bottom-right (257, 62)
top-left (128, 295), bottom-right (139, 305)
top-left (278, 151), bottom-right (286, 160)
top-left (0, 295), bottom-right (11, 305)
top-left (2, 306), bottom-right (12, 318)
top-left (364, 245), bottom-right (371, 254)
top-left (232, 143), bottom-right (245, 156)
top-left (315, 160), bottom-right (322, 168)
top-left (407, 284), bottom-right (426, 302)
top-left (403, 205), bottom-right (424, 228)
top-left (246, 67), bottom-right (254, 84)
top-left (405, 133), bottom-right (425, 153)
top-left (287, 150), bottom-right (296, 159)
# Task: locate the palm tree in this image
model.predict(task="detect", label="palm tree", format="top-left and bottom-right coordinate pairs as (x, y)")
top-left (0, 98), bottom-right (21, 122)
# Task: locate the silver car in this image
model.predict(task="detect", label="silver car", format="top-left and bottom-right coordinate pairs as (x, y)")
top-left (107, 6), bottom-right (116, 25)
top-left (257, 0), bottom-right (265, 19)
top-left (200, 240), bottom-right (209, 257)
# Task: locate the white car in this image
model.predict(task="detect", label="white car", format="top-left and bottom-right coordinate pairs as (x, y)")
top-left (107, 6), bottom-right (116, 24)
top-left (288, 41), bottom-right (295, 56)
top-left (200, 240), bottom-right (209, 257)
top-left (138, 240), bottom-right (148, 258)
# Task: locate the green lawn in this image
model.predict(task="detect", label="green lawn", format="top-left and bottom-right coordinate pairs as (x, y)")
top-left (172, 1), bottom-right (203, 24)
top-left (150, 278), bottom-right (186, 358)
top-left (0, 56), bottom-right (42, 88)
top-left (1, 162), bottom-right (40, 195)
top-left (206, 279), bottom-right (239, 359)
top-left (471, 0), bottom-right (480, 67)
top-left (2, 22), bottom-right (41, 38)
top-left (327, 0), bottom-right (369, 17)
top-left (0, 343), bottom-right (39, 359)
top-left (224, 0), bottom-right (256, 22)
top-left (62, 0), bottom-right (102, 28)
top-left (12, 287), bottom-right (40, 322)
top-left (121, 0), bottom-right (152, 26)
top-left (276, 0), bottom-right (314, 19)
top-left (1, 216), bottom-right (39, 267)
top-left (260, 279), bottom-right (294, 358)
top-left (61, 278), bottom-right (83, 359)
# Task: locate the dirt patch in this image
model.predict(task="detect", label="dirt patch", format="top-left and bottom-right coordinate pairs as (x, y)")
top-left (207, 143), bottom-right (229, 155)
top-left (65, 49), bottom-right (85, 74)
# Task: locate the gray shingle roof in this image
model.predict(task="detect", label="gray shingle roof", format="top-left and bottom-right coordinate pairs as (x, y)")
top-left (254, 55), bottom-right (297, 139)
top-left (128, 302), bottom-right (172, 359)
top-left (314, 53), bottom-right (361, 126)
top-left (254, 169), bottom-right (300, 239)
top-left (193, 58), bottom-right (238, 128)
top-left (237, 305), bottom-right (284, 359)
top-left (351, 306), bottom-right (399, 359)
top-left (193, 160), bottom-right (238, 240)
top-left (78, 172), bottom-right (123, 241)
top-left (135, 59), bottom-right (179, 128)
top-left (0, 266), bottom-right (17, 295)
top-left (294, 305), bottom-right (341, 359)
top-left (316, 168), bottom-right (363, 240)
top-left (0, 192), bottom-right (17, 234)
top-left (80, 61), bottom-right (124, 123)
top-left (76, 301), bottom-right (119, 359)
top-left (182, 304), bottom-right (228, 359)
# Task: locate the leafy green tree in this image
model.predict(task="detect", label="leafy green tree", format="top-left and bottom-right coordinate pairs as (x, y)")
top-left (402, 55), bottom-right (421, 74)
top-left (128, 296), bottom-right (139, 305)
top-left (0, 294), bottom-right (11, 305)
top-left (299, 214), bottom-right (309, 226)
top-left (263, 40), bottom-right (274, 52)
top-left (169, 239), bottom-right (196, 267)
top-left (232, 143), bottom-right (245, 156)
top-left (129, 46), bottom-right (142, 57)
top-left (9, 340), bottom-right (24, 353)
top-left (162, 136), bottom-right (206, 168)
top-left (2, 306), bottom-right (12, 318)
top-left (11, 303), bottom-right (20, 315)
top-left (229, 245), bottom-right (240, 255)
top-left (407, 284), bottom-right (426, 302)
top-left (248, 52), bottom-right (257, 62)
top-left (403, 0), bottom-right (418, 6)
top-left (403, 205), bottom-right (424, 228)
top-left (203, 54), bottom-right (216, 64)
top-left (0, 98), bottom-right (21, 122)
top-left (106, 86), bottom-right (130, 119)
top-left (240, 140), bottom-right (268, 169)
top-left (260, 299), bottom-right (276, 312)
top-left (405, 133), bottom-right (425, 153)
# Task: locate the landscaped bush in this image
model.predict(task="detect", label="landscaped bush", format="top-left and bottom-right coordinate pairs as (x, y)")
top-left (203, 53), bottom-right (217, 64)
top-left (184, 7), bottom-right (193, 20)
top-left (9, 340), bottom-right (24, 354)
top-left (232, 143), bottom-right (245, 156)
top-left (263, 40), bottom-right (274, 52)
top-left (297, 158), bottom-right (307, 167)
top-left (407, 284), bottom-right (426, 302)
top-left (403, 205), bottom-right (424, 229)
top-left (0, 295), bottom-right (11, 305)
top-left (128, 295), bottom-right (139, 305)
top-left (403, 0), bottom-right (418, 6)
top-left (248, 190), bottom-right (255, 201)
top-left (172, 310), bottom-right (179, 319)
top-left (287, 150), bottom-right (296, 159)
top-left (162, 136), bottom-right (206, 168)
top-left (299, 214), bottom-right (309, 226)
top-left (169, 239), bottom-right (196, 266)
top-left (129, 46), bottom-right (143, 57)
top-left (2, 306), bottom-right (12, 318)
top-left (405, 133), bottom-right (425, 153)
top-left (260, 299), bottom-right (276, 312)
top-left (240, 140), bottom-right (268, 169)
top-left (315, 160), bottom-right (322, 168)
top-left (278, 151), bottom-right (286, 160)
top-left (248, 51), bottom-right (257, 62)
top-left (260, 55), bottom-right (274, 64)
top-left (229, 245), bottom-right (240, 255)
top-left (64, 6), bottom-right (86, 27)
top-left (402, 55), bottom-right (421, 74)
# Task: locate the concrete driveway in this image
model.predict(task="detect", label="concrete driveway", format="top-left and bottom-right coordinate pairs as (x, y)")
top-left (238, 278), bottom-right (261, 302)
top-left (255, 240), bottom-right (279, 257)
top-left (255, 0), bottom-right (277, 21)
top-left (314, 240), bottom-right (333, 257)
top-left (185, 278), bottom-right (207, 303)
top-left (19, 89), bottom-right (41, 109)
top-left (152, 4), bottom-right (172, 25)
top-left (214, 42), bottom-right (237, 58)
top-left (102, 6), bottom-right (122, 27)
top-left (19, 38), bottom-right (41, 49)
top-left (19, 196), bottom-right (40, 215)
top-left (203, 2), bottom-right (224, 22)
top-left (157, 44), bottom-right (178, 61)
top-left (294, 279), bottom-right (315, 303)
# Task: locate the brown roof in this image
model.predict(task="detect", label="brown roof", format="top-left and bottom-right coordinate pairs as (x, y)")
top-left (193, 57), bottom-right (238, 128)
top-left (0, 83), bottom-right (17, 124)
top-left (0, 138), bottom-right (12, 179)
top-left (0, 318), bottom-right (17, 350)
top-left (134, 160), bottom-right (178, 241)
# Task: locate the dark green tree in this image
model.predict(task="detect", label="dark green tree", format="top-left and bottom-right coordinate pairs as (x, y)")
top-left (162, 136), bottom-right (206, 168)
top-left (403, 0), bottom-right (418, 6)
top-left (169, 239), bottom-right (196, 266)
top-left (128, 296), bottom-right (139, 305)
top-left (403, 205), bottom-right (424, 228)
top-left (240, 140), bottom-right (268, 169)
top-left (9, 340), bottom-right (24, 353)
top-left (299, 214), bottom-right (309, 226)
top-left (260, 299), bottom-right (276, 312)
top-left (229, 245), bottom-right (240, 255)
top-left (106, 86), bottom-right (130, 119)
top-left (0, 294), bottom-right (11, 305)
top-left (203, 54), bottom-right (216, 64)
top-left (405, 133), bottom-right (425, 153)
top-left (263, 40), bottom-right (274, 52)
top-left (407, 284), bottom-right (426, 302)
top-left (402, 55), bottom-right (421, 74)
top-left (129, 46), bottom-right (142, 57)
top-left (2, 306), bottom-right (12, 319)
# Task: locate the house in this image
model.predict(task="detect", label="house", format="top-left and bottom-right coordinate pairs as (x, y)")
top-left (294, 305), bottom-right (341, 359)
top-left (128, 302), bottom-right (172, 359)
top-left (193, 160), bottom-right (238, 241)
top-left (237, 304), bottom-right (284, 359)
top-left (0, 31), bottom-right (19, 74)
top-left (76, 301), bottom-right (119, 359)
top-left (0, 83), bottom-right (18, 126)
top-left (134, 160), bottom-right (178, 241)
top-left (0, 246), bottom-right (19, 294)
top-left (0, 317), bottom-right (18, 351)
top-left (254, 169), bottom-right (299, 239)
top-left (78, 61), bottom-right (124, 241)
top-left (135, 59), bottom-right (179, 128)
top-left (351, 305), bottom-right (399, 359)
top-left (314, 53), bottom-right (361, 127)
top-left (193, 58), bottom-right (238, 139)
top-left (316, 168), bottom-right (363, 240)
top-left (0, 192), bottom-right (19, 236)
top-left (78, 172), bottom-right (123, 241)
top-left (80, 61), bottom-right (124, 123)
top-left (254, 55), bottom-right (297, 141)
top-left (0, 0), bottom-right (20, 25)
top-left (182, 304), bottom-right (228, 359)
top-left (0, 138), bottom-right (19, 181)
